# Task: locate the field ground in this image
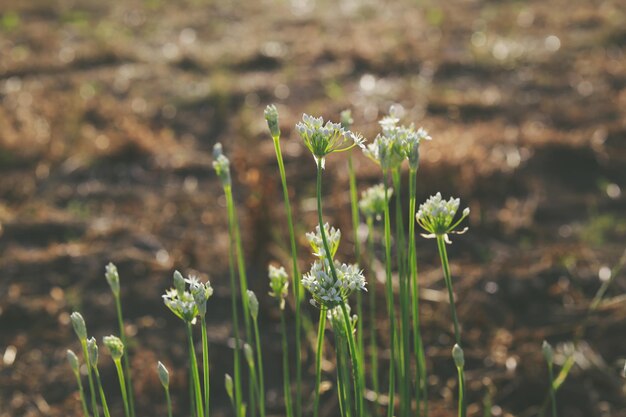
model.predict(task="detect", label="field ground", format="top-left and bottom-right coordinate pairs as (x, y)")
top-left (0, 0), bottom-right (625, 416)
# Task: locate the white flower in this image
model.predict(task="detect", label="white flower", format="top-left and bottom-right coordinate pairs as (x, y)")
top-left (302, 259), bottom-right (366, 309)
top-left (305, 223), bottom-right (341, 260)
top-left (268, 264), bottom-right (289, 310)
top-left (296, 113), bottom-right (363, 168)
top-left (326, 304), bottom-right (357, 337)
top-left (416, 192), bottom-right (470, 243)
top-left (359, 183), bottom-right (392, 220)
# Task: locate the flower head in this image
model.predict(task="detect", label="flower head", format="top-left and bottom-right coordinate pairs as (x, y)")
top-left (157, 361), bottom-right (170, 388)
top-left (268, 265), bottom-right (289, 310)
top-left (452, 344), bottom-right (465, 368)
top-left (66, 349), bottom-right (80, 375)
top-left (103, 335), bottom-right (124, 360)
top-left (416, 192), bottom-right (469, 243)
top-left (306, 223), bottom-right (341, 260)
top-left (302, 259), bottom-right (366, 309)
top-left (163, 271), bottom-right (204, 323)
top-left (87, 337), bottom-right (98, 369)
top-left (326, 304), bottom-right (357, 337)
top-left (264, 104), bottom-right (280, 138)
top-left (212, 143), bottom-right (231, 186)
top-left (105, 262), bottom-right (120, 296)
top-left (70, 312), bottom-right (87, 341)
top-left (359, 183), bottom-right (392, 220)
top-left (186, 275), bottom-right (213, 317)
top-left (296, 113), bottom-right (363, 168)
top-left (247, 290), bottom-right (259, 321)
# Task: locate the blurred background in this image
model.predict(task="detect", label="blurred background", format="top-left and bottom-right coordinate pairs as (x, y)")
top-left (0, 0), bottom-right (625, 416)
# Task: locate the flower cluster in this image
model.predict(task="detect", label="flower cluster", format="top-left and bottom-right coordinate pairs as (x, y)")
top-left (416, 192), bottom-right (469, 243)
top-left (264, 104), bottom-right (280, 138)
top-left (105, 262), bottom-right (120, 296)
top-left (296, 114), bottom-right (364, 168)
top-left (212, 143), bottom-right (231, 186)
top-left (363, 106), bottom-right (431, 170)
top-left (302, 259), bottom-right (366, 309)
top-left (268, 265), bottom-right (289, 310)
top-left (163, 271), bottom-right (213, 322)
top-left (103, 335), bottom-right (124, 360)
top-left (306, 223), bottom-right (341, 260)
top-left (359, 184), bottom-right (393, 220)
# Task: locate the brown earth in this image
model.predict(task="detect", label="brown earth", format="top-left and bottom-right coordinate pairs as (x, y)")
top-left (0, 0), bottom-right (625, 416)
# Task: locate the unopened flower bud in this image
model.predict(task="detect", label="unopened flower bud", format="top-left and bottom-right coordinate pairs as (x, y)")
top-left (157, 361), bottom-right (170, 388)
top-left (264, 104), bottom-right (280, 138)
top-left (105, 262), bottom-right (120, 296)
top-left (103, 335), bottom-right (124, 360)
top-left (66, 349), bottom-right (80, 375)
top-left (243, 343), bottom-right (254, 368)
top-left (224, 373), bottom-right (234, 404)
top-left (87, 337), bottom-right (98, 369)
top-left (71, 312), bottom-right (87, 341)
top-left (247, 290), bottom-right (259, 321)
top-left (452, 344), bottom-right (465, 368)
top-left (212, 143), bottom-right (231, 186)
top-left (173, 270), bottom-right (185, 296)
top-left (542, 340), bottom-right (553, 364)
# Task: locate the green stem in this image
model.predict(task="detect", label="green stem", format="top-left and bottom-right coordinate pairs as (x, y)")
top-left (335, 332), bottom-right (353, 417)
top-left (456, 366), bottom-right (466, 417)
top-left (80, 339), bottom-right (100, 417)
top-left (253, 318), bottom-right (266, 417)
top-left (73, 371), bottom-right (90, 417)
top-left (313, 310), bottom-right (326, 417)
top-left (271, 135), bottom-right (303, 417)
top-left (366, 216), bottom-right (379, 401)
top-left (186, 323), bottom-right (205, 417)
top-left (392, 168), bottom-right (410, 417)
top-left (279, 312), bottom-right (294, 417)
top-left (382, 170), bottom-right (396, 417)
top-left (408, 168), bottom-right (426, 417)
top-left (340, 302), bottom-right (363, 417)
top-left (435, 235), bottom-right (461, 344)
top-left (114, 359), bottom-right (130, 417)
top-left (224, 184), bottom-right (247, 417)
top-left (201, 316), bottom-right (210, 417)
top-left (114, 297), bottom-right (135, 417)
top-left (164, 386), bottom-right (173, 417)
top-left (93, 368), bottom-right (111, 417)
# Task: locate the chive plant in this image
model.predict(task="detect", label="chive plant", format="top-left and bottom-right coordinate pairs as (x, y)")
top-left (157, 362), bottom-right (172, 417)
top-left (71, 312), bottom-right (99, 417)
top-left (87, 338), bottom-right (112, 417)
top-left (264, 105), bottom-right (304, 417)
top-left (103, 336), bottom-right (130, 417)
top-left (67, 349), bottom-right (90, 417)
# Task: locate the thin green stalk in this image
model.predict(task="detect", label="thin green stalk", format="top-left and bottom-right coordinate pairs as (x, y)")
top-left (547, 363), bottom-right (557, 417)
top-left (335, 333), bottom-right (353, 417)
top-left (382, 170), bottom-right (396, 417)
top-left (435, 235), bottom-right (461, 344)
top-left (271, 135), bottom-right (303, 417)
top-left (114, 297), bottom-right (135, 417)
top-left (456, 367), bottom-right (466, 417)
top-left (366, 216), bottom-right (379, 400)
top-left (224, 184), bottom-right (256, 417)
top-left (73, 368), bottom-right (90, 417)
top-left (200, 316), bottom-right (210, 417)
top-left (392, 168), bottom-right (410, 417)
top-left (80, 340), bottom-right (100, 417)
top-left (279, 312), bottom-right (294, 417)
top-left (252, 317), bottom-right (266, 417)
top-left (164, 386), bottom-right (173, 417)
top-left (408, 167), bottom-right (426, 417)
top-left (313, 310), bottom-right (326, 417)
top-left (93, 368), bottom-right (111, 417)
top-left (226, 208), bottom-right (244, 417)
top-left (113, 359), bottom-right (130, 417)
top-left (340, 301), bottom-right (364, 417)
top-left (186, 323), bottom-right (205, 417)
top-left (190, 364), bottom-right (196, 417)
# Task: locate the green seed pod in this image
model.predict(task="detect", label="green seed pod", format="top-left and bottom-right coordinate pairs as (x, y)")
top-left (105, 262), bottom-right (120, 296)
top-left (224, 373), bottom-right (234, 404)
top-left (243, 343), bottom-right (254, 369)
top-left (70, 312), bottom-right (87, 341)
top-left (247, 290), bottom-right (259, 321)
top-left (264, 104), bottom-right (280, 138)
top-left (157, 361), bottom-right (170, 388)
top-left (66, 349), bottom-right (80, 375)
top-left (103, 335), bottom-right (124, 360)
top-left (542, 340), bottom-right (554, 364)
top-left (87, 337), bottom-right (98, 369)
top-left (173, 270), bottom-right (185, 296)
top-left (452, 344), bottom-right (465, 368)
